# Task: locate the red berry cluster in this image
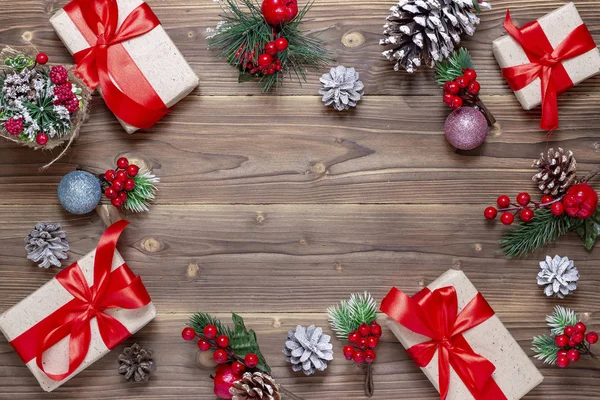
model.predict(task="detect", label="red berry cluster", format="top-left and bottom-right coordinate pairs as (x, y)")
top-left (342, 321), bottom-right (382, 364)
top-left (554, 322), bottom-right (598, 368)
top-left (442, 69), bottom-right (480, 110)
top-left (103, 157), bottom-right (139, 208)
top-left (237, 38), bottom-right (288, 76)
top-left (50, 65), bottom-right (79, 114)
top-left (5, 117), bottom-right (23, 136)
top-left (182, 325), bottom-right (258, 371)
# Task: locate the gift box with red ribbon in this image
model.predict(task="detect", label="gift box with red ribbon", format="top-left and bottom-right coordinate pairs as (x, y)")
top-left (492, 2), bottom-right (600, 131)
top-left (0, 221), bottom-right (156, 392)
top-left (50, 0), bottom-right (199, 133)
top-left (381, 270), bottom-right (543, 400)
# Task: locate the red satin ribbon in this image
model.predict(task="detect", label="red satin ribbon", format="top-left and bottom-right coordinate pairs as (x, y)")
top-left (64, 0), bottom-right (169, 129)
top-left (501, 10), bottom-right (597, 131)
top-left (9, 220), bottom-right (151, 381)
top-left (381, 286), bottom-right (506, 400)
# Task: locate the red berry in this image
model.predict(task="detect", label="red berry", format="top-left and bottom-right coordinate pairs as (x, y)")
top-left (369, 322), bottom-right (382, 338)
top-left (204, 324), bottom-right (218, 339)
top-left (197, 339), bottom-right (211, 351)
top-left (49, 65), bottom-right (69, 84)
top-left (111, 197), bottom-right (124, 208)
top-left (443, 93), bottom-right (454, 104)
top-left (367, 336), bottom-right (379, 349)
top-left (456, 76), bottom-right (469, 88)
top-left (124, 178), bottom-right (136, 191)
top-left (348, 331), bottom-right (359, 344)
top-left (551, 201), bottom-right (565, 216)
top-left (258, 53), bottom-right (273, 68)
top-left (53, 82), bottom-right (73, 102)
top-left (586, 331), bottom-right (598, 344)
top-left (117, 157), bottom-right (129, 169)
top-left (569, 339), bottom-right (578, 348)
top-left (557, 354), bottom-right (569, 368)
top-left (541, 195), bottom-right (554, 204)
top-left (264, 41), bottom-right (278, 56)
top-left (500, 212), bottom-right (514, 225)
top-left (127, 164), bottom-right (139, 177)
top-left (216, 335), bottom-right (230, 348)
top-left (563, 183), bottom-right (599, 219)
top-left (105, 187), bottom-right (117, 199)
top-left (517, 192), bottom-right (531, 206)
top-left (5, 117), bottom-right (23, 135)
top-left (574, 322), bottom-right (587, 334)
top-left (555, 334), bottom-right (569, 347)
top-left (567, 349), bottom-right (580, 362)
top-left (36, 52), bottom-right (49, 65)
top-left (261, 0), bottom-right (298, 26)
top-left (444, 81), bottom-right (459, 94)
top-left (343, 345), bottom-right (355, 360)
top-left (267, 67), bottom-right (275, 75)
top-left (450, 96), bottom-right (463, 110)
top-left (497, 195), bottom-right (510, 208)
top-left (557, 349), bottom-right (568, 358)
top-left (357, 337), bottom-right (367, 349)
top-left (358, 323), bottom-right (371, 337)
top-left (463, 69), bottom-right (477, 82)
top-left (244, 353), bottom-right (258, 368)
top-left (484, 206), bottom-right (498, 220)
top-left (467, 81), bottom-right (481, 95)
top-left (275, 37), bottom-right (289, 51)
top-left (572, 332), bottom-right (584, 344)
top-left (181, 327), bottom-right (196, 341)
top-left (352, 349), bottom-right (365, 363)
top-left (116, 170), bottom-right (128, 181)
top-left (112, 180), bottom-right (124, 192)
top-left (104, 169), bottom-right (117, 182)
top-left (520, 208), bottom-right (534, 222)
top-left (213, 349), bottom-right (228, 364)
top-left (119, 191), bottom-right (128, 203)
top-left (231, 361), bottom-right (246, 375)
top-left (364, 349), bottom-right (376, 363)
top-left (564, 326), bottom-right (574, 336)
top-left (36, 132), bottom-right (48, 146)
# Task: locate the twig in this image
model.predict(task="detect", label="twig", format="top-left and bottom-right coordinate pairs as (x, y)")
top-left (364, 362), bottom-right (374, 397)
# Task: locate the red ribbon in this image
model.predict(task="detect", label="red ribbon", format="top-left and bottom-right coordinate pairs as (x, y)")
top-left (501, 10), bottom-right (597, 131)
top-left (64, 0), bottom-right (169, 129)
top-left (381, 286), bottom-right (506, 400)
top-left (9, 220), bottom-right (151, 381)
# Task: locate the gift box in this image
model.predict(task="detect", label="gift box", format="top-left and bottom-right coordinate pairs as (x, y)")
top-left (492, 3), bottom-right (600, 130)
top-left (381, 269), bottom-right (543, 400)
top-left (50, 0), bottom-right (199, 133)
top-left (0, 221), bottom-right (156, 392)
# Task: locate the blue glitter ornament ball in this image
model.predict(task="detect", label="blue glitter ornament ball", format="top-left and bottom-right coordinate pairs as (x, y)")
top-left (57, 171), bottom-right (102, 214)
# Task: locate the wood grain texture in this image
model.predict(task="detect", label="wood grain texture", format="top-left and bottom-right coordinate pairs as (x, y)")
top-left (0, 0), bottom-right (599, 399)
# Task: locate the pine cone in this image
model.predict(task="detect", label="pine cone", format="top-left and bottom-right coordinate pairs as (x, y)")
top-left (380, 0), bottom-right (489, 73)
top-left (230, 372), bottom-right (281, 400)
top-left (24, 222), bottom-right (69, 268)
top-left (2, 69), bottom-right (42, 104)
top-left (537, 255), bottom-right (579, 299)
top-left (117, 343), bottom-right (155, 382)
top-left (319, 66), bottom-right (364, 111)
top-left (283, 325), bottom-right (333, 375)
top-left (532, 148), bottom-right (577, 196)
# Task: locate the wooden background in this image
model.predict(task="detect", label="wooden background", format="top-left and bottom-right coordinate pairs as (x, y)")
top-left (0, 0), bottom-right (599, 398)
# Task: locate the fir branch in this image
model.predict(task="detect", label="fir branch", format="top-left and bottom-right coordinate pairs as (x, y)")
top-left (532, 334), bottom-right (560, 365)
top-left (435, 48), bottom-right (474, 85)
top-left (328, 292), bottom-right (377, 340)
top-left (327, 300), bottom-right (355, 339)
top-left (187, 312), bottom-right (235, 337)
top-left (499, 208), bottom-right (582, 258)
top-left (546, 305), bottom-right (578, 336)
top-left (124, 171), bottom-right (159, 213)
top-left (348, 292), bottom-right (377, 326)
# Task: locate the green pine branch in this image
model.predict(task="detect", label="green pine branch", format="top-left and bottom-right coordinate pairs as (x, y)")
top-left (532, 334), bottom-right (560, 365)
top-left (124, 171), bottom-right (159, 213)
top-left (188, 312), bottom-right (235, 337)
top-left (435, 48), bottom-right (474, 85)
top-left (546, 305), bottom-right (578, 336)
top-left (328, 292), bottom-right (378, 340)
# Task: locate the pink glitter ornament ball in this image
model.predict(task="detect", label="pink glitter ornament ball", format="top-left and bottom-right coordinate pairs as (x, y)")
top-left (444, 107), bottom-right (488, 150)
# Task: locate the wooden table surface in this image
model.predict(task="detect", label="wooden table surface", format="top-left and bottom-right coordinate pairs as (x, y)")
top-left (1, 0), bottom-right (600, 399)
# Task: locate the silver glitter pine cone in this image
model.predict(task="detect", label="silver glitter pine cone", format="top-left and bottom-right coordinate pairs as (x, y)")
top-left (117, 343), bottom-right (156, 382)
top-left (380, 0), bottom-right (489, 72)
top-left (283, 324), bottom-right (333, 375)
top-left (532, 148), bottom-right (577, 196)
top-left (537, 255), bottom-right (579, 299)
top-left (319, 66), bottom-right (364, 111)
top-left (24, 222), bottom-right (69, 268)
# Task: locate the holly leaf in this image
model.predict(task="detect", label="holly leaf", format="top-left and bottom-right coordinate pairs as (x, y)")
top-left (228, 313), bottom-right (271, 373)
top-left (574, 207), bottom-right (600, 251)
top-left (472, 0), bottom-right (481, 14)
top-left (238, 72), bottom-right (256, 83)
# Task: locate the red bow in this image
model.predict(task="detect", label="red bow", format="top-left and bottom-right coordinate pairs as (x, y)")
top-left (381, 286), bottom-right (506, 400)
top-left (10, 221), bottom-right (151, 381)
top-left (501, 10), bottom-right (597, 131)
top-left (64, 0), bottom-right (169, 129)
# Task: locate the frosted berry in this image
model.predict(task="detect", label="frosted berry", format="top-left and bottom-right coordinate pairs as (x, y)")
top-left (204, 324), bottom-right (218, 339)
top-left (586, 331), bottom-right (598, 344)
top-left (450, 96), bottom-right (463, 110)
top-left (541, 195), bottom-right (554, 204)
top-left (484, 207), bottom-right (497, 220)
top-left (467, 81), bottom-right (480, 95)
top-left (463, 69), bottom-right (477, 82)
top-left (181, 327), bottom-right (196, 341)
top-left (53, 83), bottom-right (72, 102)
top-left (352, 349), bottom-right (365, 363)
top-left (517, 192), bottom-right (531, 206)
top-left (213, 349), bottom-right (228, 364)
top-left (497, 195), bottom-right (510, 208)
top-left (572, 331), bottom-right (584, 344)
top-left (563, 183), bottom-right (599, 219)
top-left (216, 335), bottom-right (230, 348)
top-left (348, 331), bottom-right (359, 343)
top-left (500, 212), bottom-right (514, 225)
top-left (127, 164), bottom-right (139, 177)
top-left (358, 323), bottom-right (370, 337)
top-left (244, 353), bottom-right (259, 368)
top-left (555, 334), bottom-right (569, 347)
top-left (364, 349), bottom-right (376, 363)
top-left (231, 361), bottom-right (246, 375)
top-left (49, 65), bottom-right (69, 85)
top-left (574, 322), bottom-right (587, 333)
top-left (567, 349), bottom-right (580, 362)
top-left (105, 187), bottom-right (117, 199)
top-left (444, 81), bottom-right (459, 94)
top-left (557, 354), bottom-right (569, 368)
top-left (455, 76), bottom-right (469, 88)
top-left (367, 336), bottom-right (379, 349)
top-left (65, 95), bottom-right (79, 113)
top-left (275, 37), bottom-right (289, 51)
top-left (36, 132), bottom-right (48, 146)
top-left (36, 52), bottom-right (49, 65)
top-left (264, 41), bottom-right (278, 56)
top-left (370, 322), bottom-right (382, 338)
top-left (551, 201), bottom-right (565, 216)
top-left (117, 157), bottom-right (129, 169)
top-left (5, 117), bottom-right (23, 135)
top-left (564, 326), bottom-right (574, 336)
top-left (197, 339), bottom-right (211, 351)
top-left (124, 178), bottom-right (136, 191)
top-left (258, 54), bottom-right (273, 68)
top-left (520, 208), bottom-right (534, 223)
top-left (343, 345), bottom-right (355, 360)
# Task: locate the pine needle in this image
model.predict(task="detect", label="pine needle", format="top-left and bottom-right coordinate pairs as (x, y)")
top-left (532, 334), bottom-right (560, 364)
top-left (124, 171), bottom-right (159, 213)
top-left (188, 312), bottom-right (235, 337)
top-left (546, 305), bottom-right (578, 336)
top-left (328, 292), bottom-right (378, 340)
top-left (434, 48), bottom-right (474, 85)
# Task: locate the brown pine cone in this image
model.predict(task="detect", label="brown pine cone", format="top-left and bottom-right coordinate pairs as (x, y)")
top-left (117, 343), bottom-right (155, 382)
top-left (230, 372), bottom-right (281, 400)
top-left (532, 148), bottom-right (577, 196)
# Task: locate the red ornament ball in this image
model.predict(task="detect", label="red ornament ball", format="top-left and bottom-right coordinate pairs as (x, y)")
top-left (364, 349), bottom-right (376, 363)
top-left (127, 164), bottom-right (139, 177)
top-left (370, 321), bottom-right (382, 338)
top-left (358, 323), bottom-right (370, 337)
top-left (484, 206), bottom-right (498, 220)
top-left (463, 69), bottom-right (477, 82)
top-left (244, 353), bottom-right (259, 368)
top-left (197, 339), bottom-right (211, 351)
top-left (204, 324), bottom-right (218, 339)
top-left (181, 327), bottom-right (196, 341)
top-left (275, 37), bottom-right (289, 51)
top-left (541, 195), bottom-right (554, 204)
top-left (563, 183), bottom-right (599, 219)
top-left (231, 361), bottom-right (246, 375)
top-left (444, 81), bottom-right (460, 94)
top-left (105, 187), bottom-right (117, 199)
top-left (49, 65), bottom-right (69, 85)
top-left (520, 208), bottom-right (534, 222)
top-left (261, 0), bottom-right (298, 26)
top-left (574, 322), bottom-right (587, 333)
top-left (343, 345), bottom-right (354, 360)
top-left (348, 331), bottom-right (359, 344)
top-left (500, 212), bottom-right (514, 225)
top-left (497, 195), bottom-right (510, 208)
top-left (551, 201), bottom-right (565, 216)
top-left (5, 117), bottom-right (23, 135)
top-left (467, 81), bottom-right (480, 95)
top-left (444, 107), bottom-right (488, 150)
top-left (264, 41), bottom-right (278, 56)
top-left (567, 349), bottom-right (580, 362)
top-left (213, 364), bottom-right (240, 399)
top-left (556, 354), bottom-right (569, 368)
top-left (586, 331), bottom-right (598, 344)
top-left (117, 157), bottom-right (129, 169)
top-left (257, 53), bottom-right (273, 68)
top-left (216, 335), bottom-right (230, 348)
top-left (213, 349), bottom-right (228, 364)
top-left (36, 132), bottom-right (48, 146)
top-left (352, 349), bottom-right (365, 363)
top-left (124, 178), bottom-right (136, 191)
top-left (36, 52), bottom-right (49, 65)
top-left (455, 76), bottom-right (469, 88)
top-left (517, 192), bottom-right (531, 206)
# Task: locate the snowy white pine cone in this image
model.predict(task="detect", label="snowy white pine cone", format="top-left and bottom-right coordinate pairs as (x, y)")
top-left (319, 66), bottom-right (364, 111)
top-left (282, 325), bottom-right (333, 375)
top-left (537, 255), bottom-right (579, 298)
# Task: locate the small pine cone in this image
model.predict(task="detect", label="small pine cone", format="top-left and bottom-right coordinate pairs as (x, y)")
top-left (24, 222), bottom-right (69, 268)
top-left (537, 255), bottom-right (579, 299)
top-left (117, 343), bottom-right (155, 382)
top-left (230, 372), bottom-right (281, 400)
top-left (532, 148), bottom-right (577, 196)
top-left (319, 66), bottom-right (364, 111)
top-left (283, 325), bottom-right (333, 375)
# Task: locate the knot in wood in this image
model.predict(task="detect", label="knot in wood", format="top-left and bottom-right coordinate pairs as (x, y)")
top-left (341, 31), bottom-right (365, 48)
top-left (141, 237), bottom-right (162, 253)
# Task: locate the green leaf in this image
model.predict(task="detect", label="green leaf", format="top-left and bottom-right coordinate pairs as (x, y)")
top-left (472, 0), bottom-right (481, 14)
top-left (532, 334), bottom-right (559, 365)
top-left (5, 55), bottom-right (34, 72)
top-left (574, 207), bottom-right (600, 250)
top-left (238, 72), bottom-right (256, 83)
top-left (228, 313), bottom-right (271, 373)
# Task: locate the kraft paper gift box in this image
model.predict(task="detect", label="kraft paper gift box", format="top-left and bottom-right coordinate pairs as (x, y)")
top-left (50, 0), bottom-right (199, 133)
top-left (0, 222), bottom-right (156, 392)
top-left (382, 269), bottom-right (544, 400)
top-left (492, 2), bottom-right (600, 111)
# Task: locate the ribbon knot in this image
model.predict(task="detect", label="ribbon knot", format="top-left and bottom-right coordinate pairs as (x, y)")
top-left (538, 53), bottom-right (559, 67)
